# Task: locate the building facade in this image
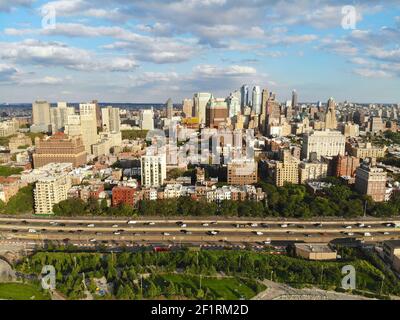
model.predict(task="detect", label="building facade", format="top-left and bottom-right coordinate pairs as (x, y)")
top-left (355, 164), bottom-right (387, 202)
top-left (33, 133), bottom-right (87, 168)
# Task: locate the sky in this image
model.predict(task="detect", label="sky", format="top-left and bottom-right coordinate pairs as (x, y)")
top-left (0, 0), bottom-right (399, 104)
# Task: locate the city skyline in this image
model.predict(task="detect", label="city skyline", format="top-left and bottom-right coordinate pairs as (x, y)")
top-left (0, 1), bottom-right (399, 103)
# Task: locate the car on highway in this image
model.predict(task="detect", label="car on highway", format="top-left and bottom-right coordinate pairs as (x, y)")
top-left (314, 223), bottom-right (323, 228)
top-left (163, 232), bottom-right (171, 236)
top-left (208, 230), bottom-right (219, 236)
top-left (383, 232), bottom-right (390, 235)
top-left (250, 223), bottom-right (258, 227)
top-left (180, 224), bottom-right (187, 228)
top-left (357, 223), bottom-right (365, 228)
top-left (181, 230), bottom-right (192, 235)
top-left (127, 220), bottom-right (137, 224)
top-left (87, 224), bottom-right (95, 228)
top-left (364, 232), bottom-right (372, 237)
top-left (147, 222), bottom-right (156, 226)
top-left (89, 238), bottom-right (96, 242)
top-left (210, 221), bottom-right (218, 225)
top-left (346, 232), bottom-right (354, 236)
top-left (21, 220), bottom-right (28, 224)
top-left (344, 225), bottom-right (352, 229)
top-left (112, 224), bottom-right (119, 228)
top-left (254, 231), bottom-right (263, 236)
top-left (28, 229), bottom-right (37, 233)
top-left (202, 223), bottom-right (209, 227)
top-left (113, 232), bottom-right (121, 235)
top-left (264, 240), bottom-right (271, 245)
top-left (261, 223), bottom-right (269, 228)
top-left (50, 221), bottom-right (58, 226)
top-left (280, 224), bottom-right (288, 228)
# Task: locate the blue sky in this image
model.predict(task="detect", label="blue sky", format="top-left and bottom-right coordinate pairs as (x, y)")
top-left (0, 0), bottom-right (399, 103)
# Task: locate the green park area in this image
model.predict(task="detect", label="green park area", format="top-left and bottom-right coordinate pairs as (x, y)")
top-left (155, 274), bottom-right (262, 300)
top-left (0, 166), bottom-right (23, 177)
top-left (0, 283), bottom-right (50, 300)
top-left (13, 246), bottom-right (400, 300)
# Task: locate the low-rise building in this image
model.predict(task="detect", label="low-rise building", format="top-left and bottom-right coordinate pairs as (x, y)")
top-left (346, 141), bottom-right (387, 160)
top-left (8, 133), bottom-right (32, 153)
top-left (112, 186), bottom-right (136, 207)
top-left (295, 243), bottom-right (337, 261)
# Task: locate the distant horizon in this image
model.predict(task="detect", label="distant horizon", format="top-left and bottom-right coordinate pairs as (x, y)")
top-left (0, 1), bottom-right (399, 102)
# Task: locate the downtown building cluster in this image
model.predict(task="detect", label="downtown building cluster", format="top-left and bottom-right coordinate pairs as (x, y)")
top-left (0, 85), bottom-right (398, 214)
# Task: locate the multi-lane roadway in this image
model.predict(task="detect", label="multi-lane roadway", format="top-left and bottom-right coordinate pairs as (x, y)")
top-left (0, 216), bottom-right (400, 248)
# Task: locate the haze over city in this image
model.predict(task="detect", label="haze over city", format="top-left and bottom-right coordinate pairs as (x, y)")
top-left (0, 0), bottom-right (399, 103)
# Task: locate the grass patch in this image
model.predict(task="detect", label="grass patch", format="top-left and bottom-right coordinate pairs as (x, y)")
top-left (0, 283), bottom-right (50, 300)
top-left (155, 274), bottom-right (264, 300)
top-left (0, 166), bottom-right (23, 177)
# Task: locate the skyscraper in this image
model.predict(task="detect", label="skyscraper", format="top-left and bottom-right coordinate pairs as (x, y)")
top-left (140, 109), bottom-right (154, 131)
top-left (50, 102), bottom-right (75, 134)
top-left (292, 90), bottom-right (298, 111)
top-left (325, 97), bottom-right (338, 130)
top-left (32, 101), bottom-right (51, 129)
top-left (101, 106), bottom-right (121, 133)
top-left (166, 98), bottom-right (173, 119)
top-left (206, 96), bottom-right (229, 128)
top-left (193, 93), bottom-right (212, 124)
top-left (252, 86), bottom-right (261, 114)
top-left (226, 91), bottom-right (241, 118)
top-left (240, 85), bottom-right (249, 110)
top-left (182, 99), bottom-right (193, 117)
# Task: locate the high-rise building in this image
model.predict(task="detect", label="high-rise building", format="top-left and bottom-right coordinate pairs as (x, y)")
top-left (193, 93), bottom-right (212, 124)
top-left (298, 161), bottom-right (328, 184)
top-left (182, 99), bottom-right (194, 118)
top-left (33, 132), bottom-right (87, 168)
top-left (342, 122), bottom-right (359, 137)
top-left (355, 164), bottom-right (387, 202)
top-left (292, 90), bottom-right (298, 111)
top-left (274, 150), bottom-right (300, 187)
top-left (369, 116), bottom-right (384, 133)
top-left (252, 86), bottom-right (261, 114)
top-left (65, 106), bottom-right (98, 155)
top-left (166, 98), bottom-right (173, 119)
top-left (101, 106), bottom-right (120, 133)
top-left (206, 96), bottom-right (229, 128)
top-left (34, 173), bottom-right (71, 214)
top-left (302, 130), bottom-right (346, 160)
top-left (325, 98), bottom-right (338, 130)
top-left (141, 154), bottom-right (167, 188)
top-left (240, 85), bottom-right (249, 110)
top-left (32, 101), bottom-right (51, 130)
top-left (226, 91), bottom-right (241, 118)
top-left (332, 154), bottom-right (360, 177)
top-left (50, 102), bottom-right (75, 134)
top-left (140, 109), bottom-right (154, 131)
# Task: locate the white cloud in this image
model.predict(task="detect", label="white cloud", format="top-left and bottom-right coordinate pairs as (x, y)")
top-left (353, 68), bottom-right (392, 78)
top-left (0, 39), bottom-right (138, 72)
top-left (0, 0), bottom-right (32, 12)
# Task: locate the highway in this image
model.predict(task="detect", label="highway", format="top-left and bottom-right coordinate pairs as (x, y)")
top-left (0, 216), bottom-right (400, 248)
